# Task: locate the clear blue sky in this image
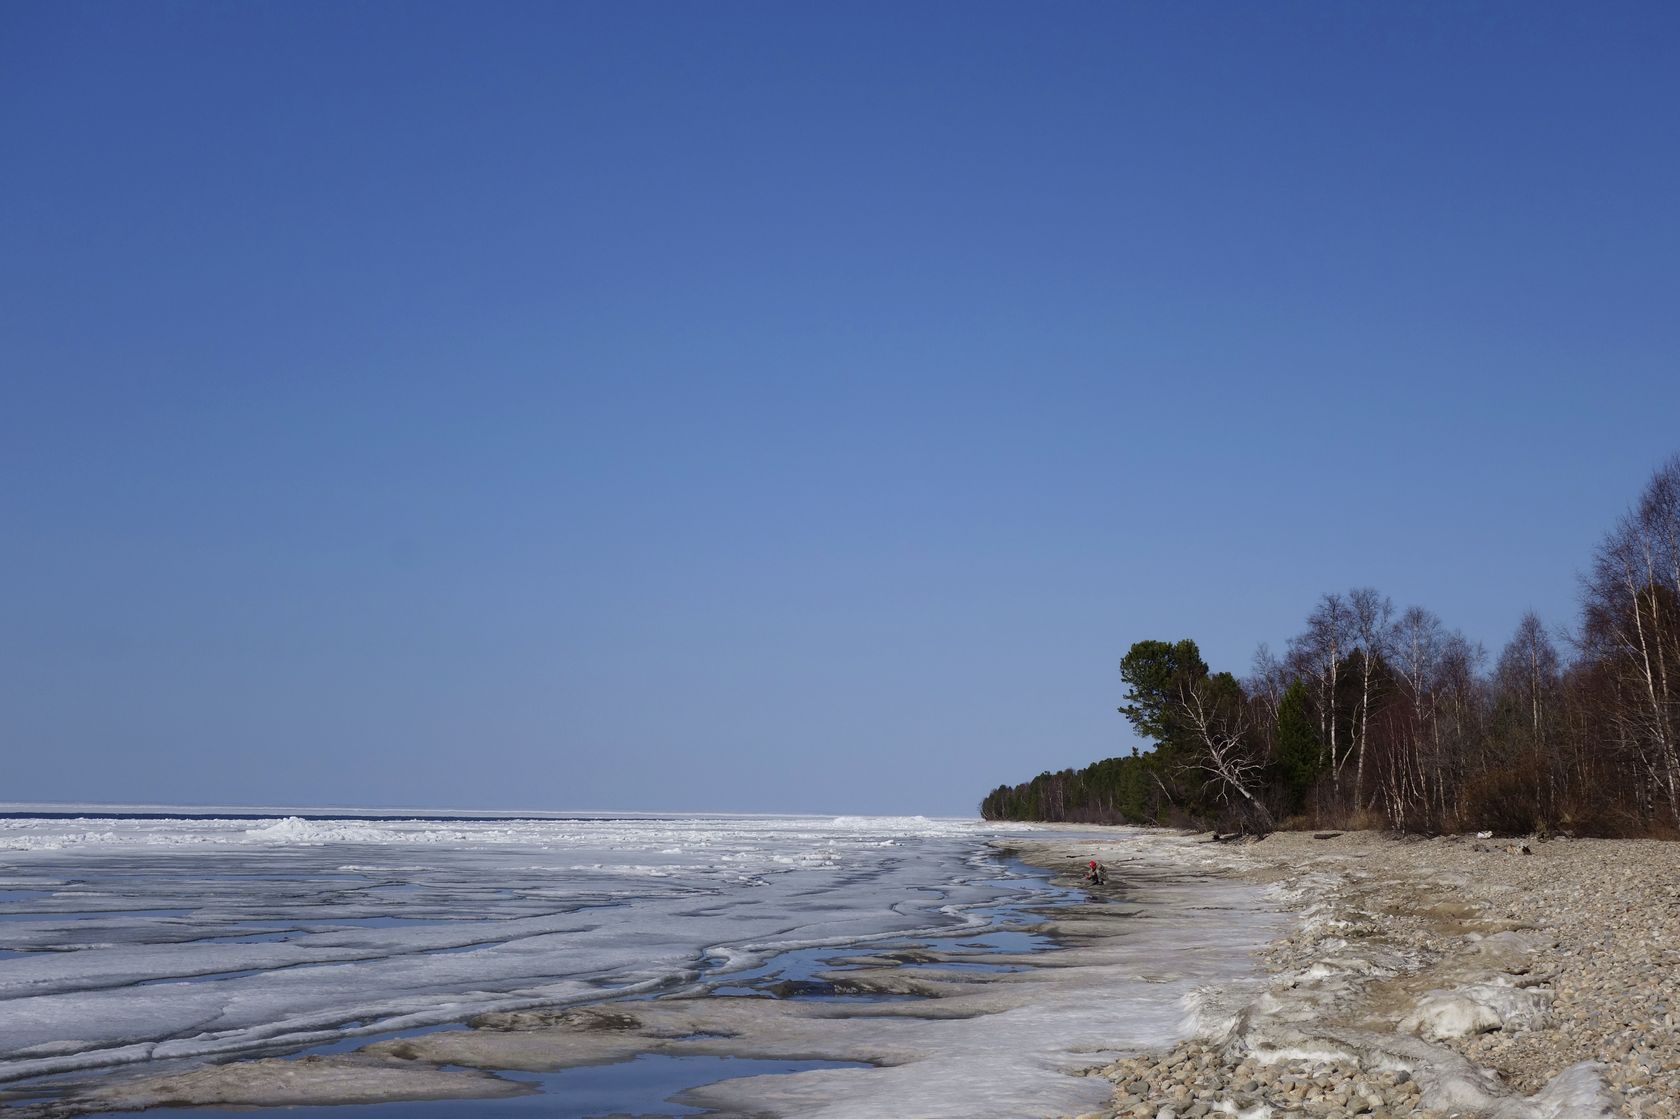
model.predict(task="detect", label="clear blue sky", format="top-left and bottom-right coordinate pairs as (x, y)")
top-left (4, 2), bottom-right (1678, 815)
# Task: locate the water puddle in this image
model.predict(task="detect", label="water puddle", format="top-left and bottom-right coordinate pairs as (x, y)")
top-left (704, 946), bottom-right (850, 987)
top-left (900, 960), bottom-right (1027, 973)
top-left (934, 929), bottom-right (1052, 953)
top-left (708, 984), bottom-right (918, 1002)
top-left (84, 1054), bottom-right (870, 1119)
top-left (290, 1022), bottom-right (472, 1058)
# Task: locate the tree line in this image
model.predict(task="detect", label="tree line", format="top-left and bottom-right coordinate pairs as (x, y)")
top-left (980, 454), bottom-right (1680, 837)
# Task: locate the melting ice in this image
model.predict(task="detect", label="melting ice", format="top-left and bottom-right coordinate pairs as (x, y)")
top-left (0, 812), bottom-right (1282, 1118)
top-left (0, 813), bottom-right (1043, 1079)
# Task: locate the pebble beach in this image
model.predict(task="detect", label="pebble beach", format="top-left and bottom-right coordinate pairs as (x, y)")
top-left (1052, 831), bottom-right (1680, 1119)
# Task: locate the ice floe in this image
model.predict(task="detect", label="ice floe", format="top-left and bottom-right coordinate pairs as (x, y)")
top-left (0, 812), bottom-right (1043, 1088)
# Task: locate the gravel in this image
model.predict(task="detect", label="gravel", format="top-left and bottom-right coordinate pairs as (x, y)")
top-left (1064, 831), bottom-right (1678, 1119)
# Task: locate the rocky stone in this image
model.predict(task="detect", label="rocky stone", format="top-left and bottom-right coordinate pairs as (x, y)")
top-left (1071, 831), bottom-right (1676, 1119)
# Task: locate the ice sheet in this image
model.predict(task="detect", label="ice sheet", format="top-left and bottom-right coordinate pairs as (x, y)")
top-left (0, 812), bottom-right (1036, 1083)
top-left (1, 815), bottom-right (1284, 1119)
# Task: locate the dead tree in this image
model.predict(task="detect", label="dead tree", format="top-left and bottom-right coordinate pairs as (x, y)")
top-left (1177, 677), bottom-right (1275, 834)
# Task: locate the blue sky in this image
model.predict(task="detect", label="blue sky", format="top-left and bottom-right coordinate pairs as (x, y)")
top-left (4, 2), bottom-right (1678, 815)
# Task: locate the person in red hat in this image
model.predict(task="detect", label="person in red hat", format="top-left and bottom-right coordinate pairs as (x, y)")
top-left (1083, 858), bottom-right (1106, 886)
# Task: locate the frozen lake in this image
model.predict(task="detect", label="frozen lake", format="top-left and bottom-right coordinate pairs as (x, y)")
top-left (0, 811), bottom-right (1278, 1117)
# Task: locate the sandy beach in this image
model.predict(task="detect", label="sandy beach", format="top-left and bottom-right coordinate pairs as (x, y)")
top-left (1041, 830), bottom-right (1679, 1119)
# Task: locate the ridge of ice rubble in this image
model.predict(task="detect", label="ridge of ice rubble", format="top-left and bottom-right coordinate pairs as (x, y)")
top-left (242, 816), bottom-right (399, 844)
top-left (0, 811), bottom-right (1003, 853)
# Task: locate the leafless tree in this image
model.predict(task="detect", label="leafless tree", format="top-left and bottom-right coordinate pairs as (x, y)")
top-left (1175, 677), bottom-right (1274, 833)
top-left (1581, 455), bottom-right (1680, 827)
top-left (1385, 605), bottom-right (1445, 828)
top-left (1288, 592), bottom-right (1351, 792)
top-left (1496, 610), bottom-right (1562, 824)
top-left (1433, 633), bottom-right (1488, 826)
top-left (1248, 642), bottom-right (1288, 728)
top-left (1349, 587), bottom-right (1395, 808)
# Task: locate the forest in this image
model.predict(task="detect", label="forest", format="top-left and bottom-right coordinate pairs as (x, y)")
top-left (981, 454), bottom-right (1680, 837)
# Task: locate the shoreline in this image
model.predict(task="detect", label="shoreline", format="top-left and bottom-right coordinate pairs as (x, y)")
top-left (5, 832), bottom-right (1278, 1119)
top-left (1053, 829), bottom-right (1678, 1119)
top-left (22, 826), bottom-right (1664, 1118)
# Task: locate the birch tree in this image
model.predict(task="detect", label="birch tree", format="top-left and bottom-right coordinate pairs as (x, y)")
top-left (1582, 455), bottom-right (1680, 827)
top-left (1288, 593), bottom-right (1351, 791)
top-left (1348, 587), bottom-right (1395, 809)
top-left (1496, 611), bottom-right (1561, 825)
top-left (1388, 605), bottom-right (1445, 828)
